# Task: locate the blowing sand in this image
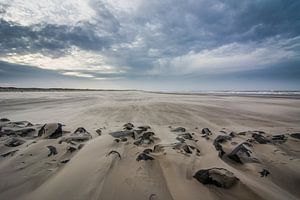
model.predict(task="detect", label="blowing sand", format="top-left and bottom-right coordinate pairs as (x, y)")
top-left (0, 91), bottom-right (300, 200)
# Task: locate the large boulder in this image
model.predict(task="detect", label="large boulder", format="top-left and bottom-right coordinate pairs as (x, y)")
top-left (193, 168), bottom-right (239, 188)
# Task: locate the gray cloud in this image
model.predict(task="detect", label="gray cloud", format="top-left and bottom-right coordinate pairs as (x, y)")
top-left (0, 0), bottom-right (300, 90)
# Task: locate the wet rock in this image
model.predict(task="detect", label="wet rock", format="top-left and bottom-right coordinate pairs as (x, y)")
top-left (136, 153), bottom-right (154, 161)
top-left (252, 133), bottom-right (269, 144)
top-left (1, 149), bottom-right (19, 157)
top-left (123, 123), bottom-right (134, 130)
top-left (38, 123), bottom-right (63, 139)
top-left (193, 168), bottom-right (239, 188)
top-left (227, 143), bottom-right (256, 164)
top-left (107, 150), bottom-right (121, 159)
top-left (109, 130), bottom-right (134, 138)
top-left (4, 137), bottom-right (25, 147)
top-left (171, 127), bottom-right (186, 132)
top-left (290, 133), bottom-right (300, 140)
top-left (47, 146), bottom-right (58, 157)
top-left (259, 169), bottom-right (270, 177)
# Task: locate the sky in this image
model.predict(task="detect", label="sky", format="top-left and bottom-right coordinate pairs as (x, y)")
top-left (0, 0), bottom-right (300, 91)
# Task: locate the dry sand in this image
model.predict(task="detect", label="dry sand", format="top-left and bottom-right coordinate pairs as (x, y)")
top-left (0, 91), bottom-right (300, 200)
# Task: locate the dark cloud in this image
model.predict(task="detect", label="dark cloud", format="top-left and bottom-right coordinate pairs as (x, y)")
top-left (0, 0), bottom-right (299, 90)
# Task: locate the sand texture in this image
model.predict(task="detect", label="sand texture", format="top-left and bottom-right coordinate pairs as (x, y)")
top-left (0, 91), bottom-right (300, 200)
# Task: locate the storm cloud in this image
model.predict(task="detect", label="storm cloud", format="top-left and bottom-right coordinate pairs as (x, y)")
top-left (0, 0), bottom-right (300, 90)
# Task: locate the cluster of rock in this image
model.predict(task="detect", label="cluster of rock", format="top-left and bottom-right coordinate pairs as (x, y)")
top-left (0, 118), bottom-right (92, 161)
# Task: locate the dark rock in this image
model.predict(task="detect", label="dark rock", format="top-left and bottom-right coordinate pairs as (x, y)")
top-left (47, 146), bottom-right (58, 157)
top-left (136, 153), bottom-right (154, 161)
top-left (227, 143), bottom-right (254, 164)
top-left (290, 133), bottom-right (300, 140)
top-left (114, 139), bottom-right (120, 143)
top-left (74, 127), bottom-right (88, 135)
top-left (252, 133), bottom-right (269, 144)
top-left (78, 144), bottom-right (85, 149)
top-left (16, 128), bottom-right (36, 137)
top-left (61, 159), bottom-right (70, 164)
top-left (143, 148), bottom-right (153, 154)
top-left (0, 118), bottom-right (10, 122)
top-left (259, 169), bottom-right (270, 177)
top-left (137, 125), bottom-right (151, 132)
top-left (67, 146), bottom-right (77, 153)
top-left (1, 149), bottom-right (19, 157)
top-left (229, 132), bottom-right (236, 137)
top-left (123, 123), bottom-right (134, 130)
top-left (120, 137), bottom-right (128, 142)
top-left (180, 133), bottom-right (193, 140)
top-left (171, 127), bottom-right (186, 132)
top-left (272, 134), bottom-right (286, 141)
top-left (176, 137), bottom-right (185, 143)
top-left (96, 129), bottom-right (102, 135)
top-left (4, 137), bottom-right (25, 147)
top-left (213, 135), bottom-right (231, 157)
top-left (193, 168), bottom-right (239, 188)
top-left (134, 132), bottom-right (155, 145)
top-left (109, 130), bottom-right (134, 138)
top-left (202, 128), bottom-right (212, 135)
top-left (38, 123), bottom-right (63, 139)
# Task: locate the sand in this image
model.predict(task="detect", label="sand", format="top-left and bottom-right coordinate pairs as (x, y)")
top-left (0, 91), bottom-right (300, 200)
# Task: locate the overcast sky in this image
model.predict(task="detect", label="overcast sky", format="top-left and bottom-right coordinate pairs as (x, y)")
top-left (0, 0), bottom-right (299, 91)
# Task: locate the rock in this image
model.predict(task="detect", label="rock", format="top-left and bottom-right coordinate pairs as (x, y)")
top-left (107, 150), bottom-right (121, 159)
top-left (252, 133), bottom-right (269, 144)
top-left (213, 135), bottom-right (231, 157)
top-left (193, 168), bottom-right (239, 188)
top-left (143, 148), bottom-right (153, 154)
top-left (61, 159), bottom-right (70, 164)
top-left (202, 128), bottom-right (212, 135)
top-left (120, 137), bottom-right (127, 142)
top-left (4, 137), bottom-right (25, 147)
top-left (1, 149), bottom-right (19, 157)
top-left (272, 134), bottom-right (286, 141)
top-left (123, 123), bottom-right (134, 130)
top-left (114, 139), bottom-right (120, 143)
top-left (136, 153), bottom-right (154, 161)
top-left (171, 127), bottom-right (186, 132)
top-left (227, 143), bottom-right (256, 164)
top-left (0, 118), bottom-right (10, 122)
top-left (290, 133), bottom-right (300, 140)
top-left (109, 130), bottom-right (134, 138)
top-left (96, 129), bottom-right (102, 135)
top-left (176, 137), bottom-right (185, 143)
top-left (67, 146), bottom-right (77, 153)
top-left (237, 131), bottom-right (246, 136)
top-left (78, 144), bottom-right (85, 150)
top-left (134, 132), bottom-right (155, 145)
top-left (59, 127), bottom-right (92, 144)
top-left (173, 142), bottom-right (200, 155)
top-left (137, 125), bottom-right (151, 132)
top-left (259, 169), bottom-right (270, 177)
top-left (47, 146), bottom-right (58, 157)
top-left (180, 133), bottom-right (193, 140)
top-left (38, 123), bottom-right (63, 139)
top-left (229, 131), bottom-right (236, 137)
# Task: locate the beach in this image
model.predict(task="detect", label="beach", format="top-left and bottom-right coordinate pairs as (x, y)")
top-left (0, 91), bottom-right (300, 200)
